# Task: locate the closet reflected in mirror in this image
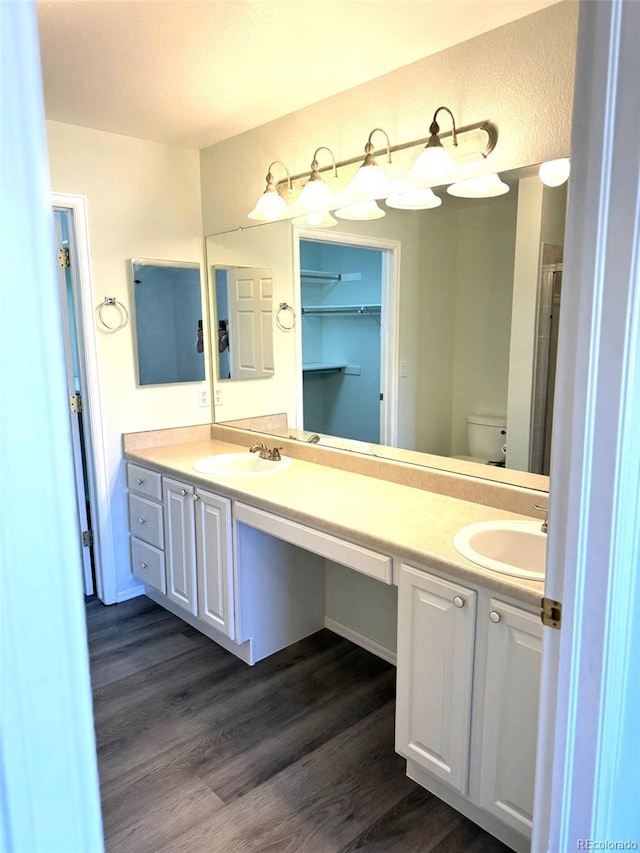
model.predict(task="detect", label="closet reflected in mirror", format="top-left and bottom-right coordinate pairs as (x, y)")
top-left (131, 259), bottom-right (205, 386)
top-left (212, 265), bottom-right (274, 381)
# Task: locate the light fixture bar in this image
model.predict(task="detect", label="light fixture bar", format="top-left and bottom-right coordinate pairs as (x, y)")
top-left (277, 119), bottom-right (497, 189)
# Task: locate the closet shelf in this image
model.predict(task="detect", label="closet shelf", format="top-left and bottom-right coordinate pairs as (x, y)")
top-left (302, 362), bottom-right (347, 375)
top-left (301, 304), bottom-right (381, 316)
top-left (300, 269), bottom-right (362, 283)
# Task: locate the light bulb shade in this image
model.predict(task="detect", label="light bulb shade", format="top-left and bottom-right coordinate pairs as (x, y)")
top-left (247, 188), bottom-right (287, 221)
top-left (410, 144), bottom-right (456, 184)
top-left (539, 158), bottom-right (570, 187)
top-left (346, 164), bottom-right (393, 200)
top-left (335, 200), bottom-right (385, 221)
top-left (385, 187), bottom-right (442, 210)
top-left (292, 212), bottom-right (338, 228)
top-left (447, 173), bottom-right (509, 198)
top-left (297, 177), bottom-right (335, 211)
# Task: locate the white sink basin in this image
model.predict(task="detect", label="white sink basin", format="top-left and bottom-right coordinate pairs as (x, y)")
top-left (193, 452), bottom-right (291, 476)
top-left (453, 520), bottom-right (546, 580)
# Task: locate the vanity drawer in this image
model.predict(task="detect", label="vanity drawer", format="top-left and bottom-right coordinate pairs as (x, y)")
top-left (128, 493), bottom-right (163, 549)
top-left (131, 537), bottom-right (166, 593)
top-left (234, 502), bottom-right (392, 584)
top-left (127, 463), bottom-right (162, 501)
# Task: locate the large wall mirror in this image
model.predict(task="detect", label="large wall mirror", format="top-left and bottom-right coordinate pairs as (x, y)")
top-left (131, 259), bottom-right (205, 386)
top-left (205, 162), bottom-right (568, 487)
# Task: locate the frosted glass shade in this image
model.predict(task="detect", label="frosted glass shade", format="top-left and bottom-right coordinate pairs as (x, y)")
top-left (298, 178), bottom-right (335, 211)
top-left (247, 188), bottom-right (287, 220)
top-left (447, 173), bottom-right (509, 198)
top-left (410, 145), bottom-right (456, 184)
top-left (539, 158), bottom-right (571, 187)
top-left (335, 200), bottom-right (385, 221)
top-left (386, 187), bottom-right (442, 210)
top-left (346, 164), bottom-right (392, 200)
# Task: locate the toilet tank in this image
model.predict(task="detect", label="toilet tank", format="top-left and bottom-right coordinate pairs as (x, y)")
top-left (466, 414), bottom-right (507, 461)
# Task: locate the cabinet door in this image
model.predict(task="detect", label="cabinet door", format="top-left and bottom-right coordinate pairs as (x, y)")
top-left (163, 478), bottom-right (197, 615)
top-left (396, 564), bottom-right (477, 795)
top-left (194, 490), bottom-right (234, 638)
top-left (478, 599), bottom-right (542, 837)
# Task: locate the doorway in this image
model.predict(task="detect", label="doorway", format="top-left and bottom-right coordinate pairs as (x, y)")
top-left (52, 194), bottom-right (115, 603)
top-left (53, 208), bottom-right (97, 594)
top-left (296, 231), bottom-right (399, 447)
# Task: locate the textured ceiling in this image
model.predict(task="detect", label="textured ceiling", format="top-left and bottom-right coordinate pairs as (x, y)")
top-left (37, 0), bottom-right (562, 150)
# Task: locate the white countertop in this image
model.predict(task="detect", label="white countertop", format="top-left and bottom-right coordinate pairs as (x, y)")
top-left (125, 438), bottom-right (545, 608)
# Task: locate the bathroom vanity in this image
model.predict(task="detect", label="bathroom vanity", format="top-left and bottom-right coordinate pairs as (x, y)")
top-left (124, 426), bottom-right (546, 853)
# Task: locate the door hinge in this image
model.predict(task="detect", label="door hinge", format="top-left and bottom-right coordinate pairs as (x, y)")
top-left (82, 529), bottom-right (94, 548)
top-left (58, 247), bottom-right (70, 268)
top-left (540, 596), bottom-right (562, 630)
top-left (70, 393), bottom-right (82, 414)
top-left (379, 392), bottom-right (384, 401)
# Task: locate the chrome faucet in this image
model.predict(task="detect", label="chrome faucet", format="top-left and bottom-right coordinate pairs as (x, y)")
top-left (249, 442), bottom-right (283, 461)
top-left (534, 504), bottom-right (549, 534)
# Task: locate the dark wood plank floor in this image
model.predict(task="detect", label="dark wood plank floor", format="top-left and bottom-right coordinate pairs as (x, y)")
top-left (87, 596), bottom-right (513, 853)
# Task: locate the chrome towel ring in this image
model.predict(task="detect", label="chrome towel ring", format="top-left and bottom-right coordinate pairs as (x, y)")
top-left (97, 297), bottom-right (129, 332)
top-left (276, 302), bottom-right (296, 331)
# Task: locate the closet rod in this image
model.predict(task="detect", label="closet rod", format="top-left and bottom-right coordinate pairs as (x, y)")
top-left (301, 304), bottom-right (381, 316)
top-left (300, 269), bottom-right (362, 282)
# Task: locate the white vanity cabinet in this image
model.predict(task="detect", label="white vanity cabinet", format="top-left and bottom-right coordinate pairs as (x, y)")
top-left (127, 464), bottom-right (166, 594)
top-left (476, 598), bottom-right (542, 837)
top-left (396, 562), bottom-right (542, 853)
top-left (162, 476), bottom-right (234, 636)
top-left (194, 489), bottom-right (234, 638)
top-left (163, 478), bottom-right (198, 616)
top-left (395, 564), bottom-right (477, 795)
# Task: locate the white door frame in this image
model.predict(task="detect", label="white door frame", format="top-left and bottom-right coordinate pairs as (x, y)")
top-left (292, 227), bottom-right (400, 446)
top-left (52, 193), bottom-right (117, 604)
top-left (532, 0), bottom-right (640, 847)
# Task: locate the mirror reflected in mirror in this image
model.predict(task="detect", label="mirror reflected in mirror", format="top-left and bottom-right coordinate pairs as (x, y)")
top-left (131, 259), bottom-right (205, 386)
top-left (206, 163), bottom-right (568, 485)
top-left (212, 265), bottom-right (274, 381)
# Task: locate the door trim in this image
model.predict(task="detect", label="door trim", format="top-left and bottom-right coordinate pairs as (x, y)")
top-left (52, 193), bottom-right (117, 604)
top-left (293, 227), bottom-right (400, 446)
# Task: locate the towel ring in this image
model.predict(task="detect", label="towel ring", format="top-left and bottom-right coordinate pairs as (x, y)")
top-left (97, 297), bottom-right (129, 332)
top-left (276, 302), bottom-right (296, 331)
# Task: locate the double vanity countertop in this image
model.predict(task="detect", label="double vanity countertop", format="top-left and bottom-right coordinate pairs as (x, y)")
top-left (124, 436), bottom-right (545, 609)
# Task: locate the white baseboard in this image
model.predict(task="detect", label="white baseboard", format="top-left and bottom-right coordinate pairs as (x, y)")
top-left (115, 583), bottom-right (145, 603)
top-left (324, 616), bottom-right (396, 665)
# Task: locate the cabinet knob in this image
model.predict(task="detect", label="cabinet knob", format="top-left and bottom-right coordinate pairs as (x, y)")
top-left (489, 610), bottom-right (501, 623)
top-left (453, 595), bottom-right (465, 608)
top-left (139, 562), bottom-right (148, 570)
top-left (193, 493), bottom-right (200, 501)
top-left (181, 488), bottom-right (188, 496)
top-left (137, 517), bottom-right (146, 525)
top-left (136, 478), bottom-right (144, 485)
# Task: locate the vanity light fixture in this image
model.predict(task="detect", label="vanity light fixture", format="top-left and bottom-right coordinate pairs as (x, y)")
top-left (345, 128), bottom-right (394, 200)
top-left (447, 172), bottom-right (509, 198)
top-left (409, 106), bottom-right (458, 184)
top-left (539, 158), bottom-right (571, 187)
top-left (247, 112), bottom-right (499, 222)
top-left (297, 147), bottom-right (338, 211)
top-left (247, 161), bottom-right (292, 221)
top-left (334, 199), bottom-right (385, 220)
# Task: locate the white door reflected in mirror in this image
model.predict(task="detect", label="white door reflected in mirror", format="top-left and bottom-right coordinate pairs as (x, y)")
top-left (213, 266), bottom-right (274, 382)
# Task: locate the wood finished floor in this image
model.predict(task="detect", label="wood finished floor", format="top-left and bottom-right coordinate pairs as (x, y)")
top-left (87, 596), bottom-right (513, 853)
